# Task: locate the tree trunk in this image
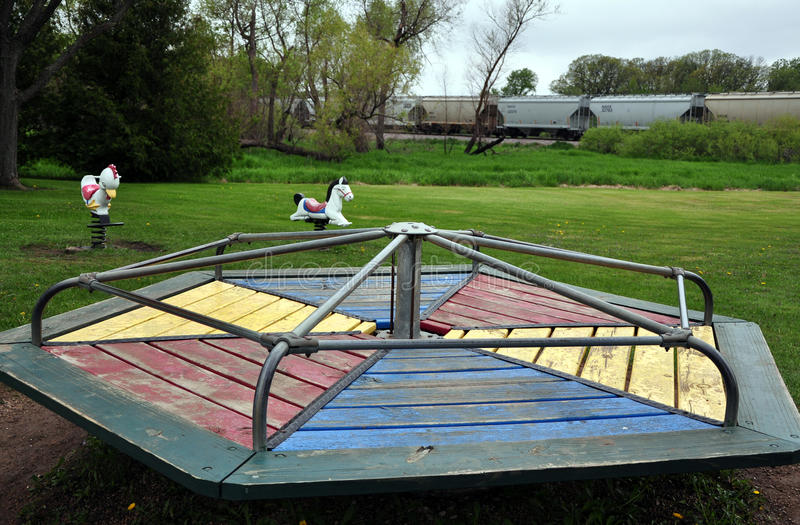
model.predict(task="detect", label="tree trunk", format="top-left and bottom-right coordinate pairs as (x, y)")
top-left (375, 85), bottom-right (387, 150)
top-left (266, 80), bottom-right (277, 146)
top-left (0, 52), bottom-right (25, 190)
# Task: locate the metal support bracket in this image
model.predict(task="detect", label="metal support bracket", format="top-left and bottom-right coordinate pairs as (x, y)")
top-left (660, 329), bottom-right (693, 348)
top-left (259, 333), bottom-right (319, 353)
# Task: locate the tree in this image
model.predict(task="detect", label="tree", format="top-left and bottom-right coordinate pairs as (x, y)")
top-left (768, 58), bottom-right (800, 91)
top-left (464, 0), bottom-right (553, 154)
top-left (1, 0), bottom-right (133, 189)
top-left (360, 0), bottom-right (461, 149)
top-left (550, 54), bottom-right (632, 95)
top-left (22, 0), bottom-right (238, 181)
top-left (500, 67), bottom-right (537, 96)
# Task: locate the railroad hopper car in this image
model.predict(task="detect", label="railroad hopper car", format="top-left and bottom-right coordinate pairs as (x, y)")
top-left (588, 94), bottom-right (706, 130)
top-left (498, 96), bottom-right (591, 139)
top-left (408, 96), bottom-right (499, 134)
top-left (704, 92), bottom-right (800, 124)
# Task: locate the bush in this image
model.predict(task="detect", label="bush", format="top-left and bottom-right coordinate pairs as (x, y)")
top-left (19, 159), bottom-right (78, 180)
top-left (579, 126), bottom-right (627, 154)
top-left (582, 116), bottom-right (800, 164)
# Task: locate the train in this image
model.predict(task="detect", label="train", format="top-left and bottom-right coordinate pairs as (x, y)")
top-left (294, 92), bottom-right (800, 140)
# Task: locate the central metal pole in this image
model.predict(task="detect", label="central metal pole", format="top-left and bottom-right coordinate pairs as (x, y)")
top-left (393, 235), bottom-right (423, 339)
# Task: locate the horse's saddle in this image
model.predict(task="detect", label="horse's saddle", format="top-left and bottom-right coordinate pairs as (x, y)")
top-left (303, 198), bottom-right (327, 213)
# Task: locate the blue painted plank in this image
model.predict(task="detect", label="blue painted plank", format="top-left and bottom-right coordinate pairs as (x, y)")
top-left (350, 368), bottom-right (556, 387)
top-left (302, 397), bottom-right (663, 429)
top-left (276, 414), bottom-right (713, 450)
top-left (326, 379), bottom-right (595, 408)
top-left (366, 354), bottom-right (521, 373)
top-left (227, 273), bottom-right (469, 326)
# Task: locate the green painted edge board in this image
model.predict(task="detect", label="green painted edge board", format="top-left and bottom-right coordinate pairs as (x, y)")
top-left (716, 322), bottom-right (800, 441)
top-left (478, 266), bottom-right (745, 324)
top-left (221, 427), bottom-right (800, 499)
top-left (0, 341), bottom-right (253, 498)
top-left (0, 272), bottom-right (213, 345)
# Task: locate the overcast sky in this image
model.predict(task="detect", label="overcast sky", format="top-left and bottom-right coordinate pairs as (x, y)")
top-left (414, 0), bottom-right (800, 95)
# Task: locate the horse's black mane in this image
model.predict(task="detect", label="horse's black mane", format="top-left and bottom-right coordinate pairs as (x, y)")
top-left (325, 177), bottom-right (348, 202)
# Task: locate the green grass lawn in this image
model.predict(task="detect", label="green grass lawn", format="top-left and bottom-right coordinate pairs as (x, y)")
top-left (1, 174), bottom-right (797, 523)
top-left (226, 140), bottom-right (800, 190)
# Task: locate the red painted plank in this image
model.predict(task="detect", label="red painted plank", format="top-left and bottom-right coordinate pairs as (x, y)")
top-left (420, 319), bottom-right (451, 335)
top-left (473, 274), bottom-right (679, 325)
top-left (448, 290), bottom-right (594, 325)
top-left (207, 337), bottom-right (363, 379)
top-left (427, 307), bottom-right (491, 329)
top-left (153, 339), bottom-right (344, 393)
top-left (44, 345), bottom-right (257, 446)
top-left (434, 302), bottom-right (529, 326)
top-left (470, 277), bottom-right (618, 322)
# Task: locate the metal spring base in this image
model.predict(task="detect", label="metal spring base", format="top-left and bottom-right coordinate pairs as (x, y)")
top-left (305, 218), bottom-right (330, 231)
top-left (87, 213), bottom-right (124, 249)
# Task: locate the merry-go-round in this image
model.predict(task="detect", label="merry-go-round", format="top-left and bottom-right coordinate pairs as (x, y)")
top-left (1, 178), bottom-right (799, 499)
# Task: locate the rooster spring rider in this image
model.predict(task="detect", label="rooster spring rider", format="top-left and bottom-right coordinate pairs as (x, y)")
top-left (80, 164), bottom-right (123, 248)
top-left (290, 177), bottom-right (354, 229)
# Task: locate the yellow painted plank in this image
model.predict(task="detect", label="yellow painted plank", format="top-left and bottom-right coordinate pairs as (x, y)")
top-left (353, 321), bottom-right (377, 335)
top-left (112, 285), bottom-right (256, 339)
top-left (443, 330), bottom-right (466, 339)
top-left (498, 327), bottom-right (551, 363)
top-left (313, 313), bottom-right (363, 333)
top-left (677, 326), bottom-right (725, 421)
top-left (460, 328), bottom-right (509, 352)
top-left (581, 326), bottom-right (635, 391)
top-left (262, 305), bottom-right (317, 332)
top-left (627, 328), bottom-right (675, 407)
top-left (535, 326), bottom-right (594, 376)
top-left (205, 292), bottom-right (283, 334)
top-left (156, 286), bottom-right (260, 337)
top-left (51, 281), bottom-right (235, 342)
top-left (233, 298), bottom-right (308, 331)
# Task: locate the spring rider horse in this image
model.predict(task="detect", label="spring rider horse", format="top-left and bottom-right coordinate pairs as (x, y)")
top-left (80, 164), bottom-right (123, 248)
top-left (290, 176), bottom-right (354, 230)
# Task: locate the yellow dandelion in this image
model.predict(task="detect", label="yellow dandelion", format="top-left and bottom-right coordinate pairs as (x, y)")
top-left (128, 503), bottom-right (136, 511)
top-left (34, 283), bottom-right (39, 287)
top-left (753, 489), bottom-right (760, 495)
top-left (672, 512), bottom-right (684, 520)
top-left (698, 270), bottom-right (704, 275)
top-left (299, 521), bottom-right (307, 525)
top-left (146, 222), bottom-right (151, 226)
top-left (727, 271), bottom-right (732, 275)
top-left (20, 311), bottom-right (26, 316)
top-left (761, 282), bottom-right (766, 285)
top-left (36, 214), bottom-right (40, 218)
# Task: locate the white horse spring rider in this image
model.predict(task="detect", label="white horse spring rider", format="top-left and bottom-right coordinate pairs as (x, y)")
top-left (290, 177), bottom-right (353, 227)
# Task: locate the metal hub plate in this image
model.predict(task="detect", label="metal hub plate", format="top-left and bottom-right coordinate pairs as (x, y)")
top-left (383, 222), bottom-right (437, 235)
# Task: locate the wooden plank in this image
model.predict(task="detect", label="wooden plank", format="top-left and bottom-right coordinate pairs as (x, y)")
top-left (287, 412), bottom-right (703, 449)
top-left (154, 339), bottom-right (345, 390)
top-left (94, 342), bottom-right (259, 416)
top-left (535, 326), bottom-right (594, 375)
top-left (45, 344), bottom-right (260, 443)
top-left (366, 353), bottom-right (518, 373)
top-left (447, 290), bottom-right (580, 325)
top-left (232, 297), bottom-right (307, 331)
top-left (227, 427), bottom-right (799, 498)
top-left (458, 328), bottom-right (509, 352)
top-left (420, 319), bottom-right (452, 335)
top-left (627, 328), bottom-right (675, 407)
top-left (676, 326), bottom-right (725, 421)
top-left (353, 321), bottom-right (377, 334)
top-left (302, 397), bottom-right (668, 429)
top-left (107, 283), bottom-right (246, 339)
top-left (326, 379), bottom-right (596, 408)
top-left (156, 286), bottom-right (262, 337)
top-left (51, 280), bottom-right (236, 342)
top-left (209, 336), bottom-right (368, 375)
top-left (714, 322), bottom-right (800, 440)
top-left (349, 368), bottom-right (546, 388)
top-left (312, 313), bottom-right (363, 333)
top-left (499, 327), bottom-right (551, 362)
top-left (458, 285), bottom-right (613, 324)
top-left (0, 341), bottom-right (253, 499)
top-left (580, 326), bottom-right (635, 391)
top-left (261, 305), bottom-right (317, 332)
top-left (443, 329), bottom-right (465, 339)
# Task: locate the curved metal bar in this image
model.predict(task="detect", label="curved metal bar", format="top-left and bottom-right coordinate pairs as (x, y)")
top-left (684, 271), bottom-right (714, 325)
top-left (687, 335), bottom-right (739, 427)
top-left (252, 234), bottom-right (409, 451)
top-left (115, 237), bottom-right (234, 271)
top-left (438, 229), bottom-right (715, 324)
top-left (251, 340), bottom-right (289, 451)
top-left (31, 277), bottom-right (81, 346)
top-left (426, 234), bottom-right (674, 335)
top-left (235, 227), bottom-right (383, 244)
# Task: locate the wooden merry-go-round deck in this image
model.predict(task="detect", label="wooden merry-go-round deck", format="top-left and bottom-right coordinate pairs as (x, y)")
top-left (1, 225), bottom-right (798, 499)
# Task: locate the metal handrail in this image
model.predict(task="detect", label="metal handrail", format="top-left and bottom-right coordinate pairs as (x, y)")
top-left (31, 229), bottom-right (388, 346)
top-left (437, 229), bottom-right (715, 325)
